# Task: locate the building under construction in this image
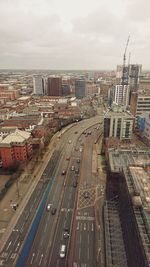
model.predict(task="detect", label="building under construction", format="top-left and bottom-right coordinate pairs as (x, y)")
top-left (104, 148), bottom-right (150, 267)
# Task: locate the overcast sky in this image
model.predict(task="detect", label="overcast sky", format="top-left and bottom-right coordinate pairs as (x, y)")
top-left (0, 0), bottom-right (149, 70)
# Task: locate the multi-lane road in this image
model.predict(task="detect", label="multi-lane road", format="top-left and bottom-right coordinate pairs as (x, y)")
top-left (0, 115), bottom-right (104, 267)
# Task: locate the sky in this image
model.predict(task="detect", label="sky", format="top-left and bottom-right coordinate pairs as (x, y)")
top-left (0, 0), bottom-right (150, 70)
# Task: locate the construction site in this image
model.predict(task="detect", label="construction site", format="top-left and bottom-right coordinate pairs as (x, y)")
top-left (104, 147), bottom-right (150, 267)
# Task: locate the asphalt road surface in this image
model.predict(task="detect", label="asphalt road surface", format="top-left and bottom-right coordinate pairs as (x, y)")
top-left (0, 115), bottom-right (103, 267)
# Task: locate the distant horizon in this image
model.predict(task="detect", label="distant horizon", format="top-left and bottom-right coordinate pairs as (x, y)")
top-left (0, 68), bottom-right (150, 72)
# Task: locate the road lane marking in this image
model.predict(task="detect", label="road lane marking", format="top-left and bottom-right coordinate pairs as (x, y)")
top-left (76, 216), bottom-right (95, 221)
top-left (78, 247), bottom-right (81, 260)
top-left (80, 222), bottom-right (82, 231)
top-left (77, 222), bottom-right (79, 230)
top-left (79, 234), bottom-right (82, 244)
top-left (87, 222), bottom-right (89, 231)
top-left (87, 247), bottom-right (90, 260)
top-left (88, 234), bottom-right (90, 244)
top-left (84, 223), bottom-right (86, 231)
top-left (56, 259), bottom-right (60, 267)
top-left (44, 222), bottom-right (48, 233)
top-left (6, 250), bottom-right (11, 261)
top-left (15, 242), bottom-right (20, 252)
top-left (10, 253), bottom-right (17, 259)
top-left (39, 254), bottom-right (43, 266)
top-left (6, 241), bottom-right (12, 251)
top-left (0, 252), bottom-right (8, 259)
top-left (30, 253), bottom-right (35, 265)
top-left (91, 223), bottom-right (94, 231)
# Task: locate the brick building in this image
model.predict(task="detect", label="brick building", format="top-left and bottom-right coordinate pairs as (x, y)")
top-left (0, 129), bottom-right (32, 168)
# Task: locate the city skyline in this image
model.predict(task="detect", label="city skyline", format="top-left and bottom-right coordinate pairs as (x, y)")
top-left (0, 0), bottom-right (150, 69)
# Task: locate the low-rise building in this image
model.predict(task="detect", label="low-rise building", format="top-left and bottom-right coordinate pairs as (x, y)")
top-left (0, 129), bottom-right (32, 168)
top-left (104, 105), bottom-right (134, 140)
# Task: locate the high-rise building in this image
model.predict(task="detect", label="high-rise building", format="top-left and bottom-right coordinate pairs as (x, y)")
top-left (33, 75), bottom-right (44, 95)
top-left (75, 79), bottom-right (86, 99)
top-left (47, 77), bottom-right (62, 96)
top-left (116, 64), bottom-right (142, 91)
top-left (113, 85), bottom-right (130, 107)
top-left (130, 92), bottom-right (150, 124)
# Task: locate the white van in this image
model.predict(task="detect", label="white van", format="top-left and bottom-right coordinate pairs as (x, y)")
top-left (59, 244), bottom-right (66, 258)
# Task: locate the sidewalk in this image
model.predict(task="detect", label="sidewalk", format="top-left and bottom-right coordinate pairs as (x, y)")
top-left (0, 134), bottom-right (58, 252)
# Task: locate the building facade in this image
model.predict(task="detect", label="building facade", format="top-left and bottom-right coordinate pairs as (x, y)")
top-left (47, 77), bottom-right (62, 96)
top-left (104, 106), bottom-right (134, 140)
top-left (75, 79), bottom-right (86, 99)
top-left (33, 75), bottom-right (44, 95)
top-left (113, 85), bottom-right (130, 107)
top-left (0, 129), bottom-right (32, 168)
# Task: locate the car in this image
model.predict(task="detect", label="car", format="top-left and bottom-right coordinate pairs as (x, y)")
top-left (71, 165), bottom-right (75, 171)
top-left (77, 158), bottom-right (80, 163)
top-left (66, 157), bottom-right (70, 161)
top-left (75, 168), bottom-right (79, 174)
top-left (59, 244), bottom-right (66, 258)
top-left (74, 131), bottom-right (78, 134)
top-left (83, 191), bottom-right (90, 199)
top-left (46, 204), bottom-right (52, 211)
top-left (51, 207), bottom-right (57, 215)
top-left (68, 140), bottom-right (72, 144)
top-left (63, 231), bottom-right (69, 239)
top-left (72, 180), bottom-right (77, 187)
top-left (62, 170), bottom-right (66, 175)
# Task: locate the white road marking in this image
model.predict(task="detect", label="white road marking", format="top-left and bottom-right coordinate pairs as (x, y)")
top-left (80, 222), bottom-right (82, 231)
top-left (78, 247), bottom-right (81, 260)
top-left (87, 222), bottom-right (89, 231)
top-left (0, 260), bottom-right (4, 266)
top-left (0, 252), bottom-right (8, 259)
top-left (84, 223), bottom-right (86, 231)
top-left (10, 253), bottom-right (17, 259)
top-left (44, 223), bottom-right (48, 233)
top-left (15, 242), bottom-right (20, 252)
top-left (39, 254), bottom-right (43, 265)
top-left (88, 234), bottom-right (90, 244)
top-left (79, 234), bottom-right (82, 244)
top-left (6, 241), bottom-right (12, 251)
top-left (56, 259), bottom-right (60, 267)
top-left (87, 247), bottom-right (90, 259)
top-left (91, 223), bottom-right (94, 231)
top-left (30, 253), bottom-right (35, 265)
top-left (77, 222), bottom-right (80, 230)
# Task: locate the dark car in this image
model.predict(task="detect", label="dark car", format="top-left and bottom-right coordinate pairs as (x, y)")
top-left (51, 207), bottom-right (57, 215)
top-left (72, 180), bottom-right (77, 187)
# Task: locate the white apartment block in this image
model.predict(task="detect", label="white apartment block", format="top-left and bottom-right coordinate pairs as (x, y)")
top-left (114, 85), bottom-right (130, 107)
top-left (104, 106), bottom-right (134, 140)
top-left (33, 75), bottom-right (44, 95)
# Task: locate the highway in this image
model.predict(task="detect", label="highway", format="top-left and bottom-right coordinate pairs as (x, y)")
top-left (25, 117), bottom-right (103, 267)
top-left (0, 115), bottom-right (103, 267)
top-left (0, 150), bottom-right (61, 267)
top-left (68, 125), bottom-right (102, 267)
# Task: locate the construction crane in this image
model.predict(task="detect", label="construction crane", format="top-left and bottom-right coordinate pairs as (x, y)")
top-left (122, 35), bottom-right (130, 86)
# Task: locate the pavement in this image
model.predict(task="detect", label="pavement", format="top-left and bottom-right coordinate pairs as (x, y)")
top-left (0, 134), bottom-right (58, 252)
